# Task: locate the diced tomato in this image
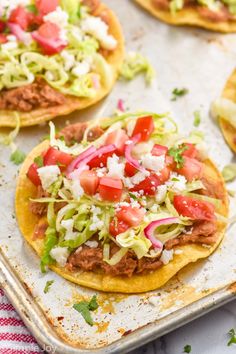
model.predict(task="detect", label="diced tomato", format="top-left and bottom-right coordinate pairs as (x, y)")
top-left (32, 22), bottom-right (67, 55)
top-left (99, 177), bottom-right (123, 202)
top-left (125, 161), bottom-right (137, 177)
top-left (116, 206), bottom-right (145, 227)
top-left (35, 0), bottom-right (59, 15)
top-left (182, 143), bottom-right (198, 159)
top-left (166, 155), bottom-right (174, 167)
top-left (132, 116), bottom-right (154, 142)
top-left (43, 147), bottom-right (73, 170)
top-left (0, 34), bottom-right (7, 44)
top-left (130, 173), bottom-right (161, 196)
top-left (27, 163), bottom-right (41, 186)
top-left (87, 146), bottom-right (116, 169)
top-left (109, 219), bottom-right (130, 237)
top-left (176, 157), bottom-right (203, 182)
top-left (173, 195), bottom-right (215, 221)
top-left (158, 166), bottom-right (171, 184)
top-left (0, 21), bottom-right (6, 33)
top-left (105, 129), bottom-right (128, 156)
top-left (151, 144), bottom-right (168, 157)
top-left (79, 170), bottom-right (99, 196)
top-left (9, 6), bottom-right (31, 30)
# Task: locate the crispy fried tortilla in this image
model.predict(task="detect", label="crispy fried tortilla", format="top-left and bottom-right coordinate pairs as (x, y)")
top-left (219, 69), bottom-right (236, 153)
top-left (134, 0), bottom-right (236, 32)
top-left (0, 3), bottom-right (124, 128)
top-left (15, 121), bottom-right (229, 293)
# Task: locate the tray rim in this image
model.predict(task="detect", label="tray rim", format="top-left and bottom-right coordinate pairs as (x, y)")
top-left (1, 248), bottom-right (236, 354)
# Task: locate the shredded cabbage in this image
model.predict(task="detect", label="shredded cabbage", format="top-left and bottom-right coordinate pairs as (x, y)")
top-left (170, 0), bottom-right (184, 14)
top-left (104, 248), bottom-right (128, 265)
top-left (119, 52), bottom-right (155, 85)
top-left (116, 228), bottom-right (152, 259)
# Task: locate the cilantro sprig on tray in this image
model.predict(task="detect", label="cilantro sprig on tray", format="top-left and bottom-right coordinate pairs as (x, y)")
top-left (73, 295), bottom-right (99, 326)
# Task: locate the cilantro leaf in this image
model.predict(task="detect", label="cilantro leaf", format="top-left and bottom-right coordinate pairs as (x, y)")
top-left (228, 328), bottom-right (236, 346)
top-left (34, 156), bottom-right (44, 167)
top-left (26, 4), bottom-right (38, 14)
top-left (171, 88), bottom-right (188, 101)
top-left (193, 110), bottom-right (201, 127)
top-left (183, 344), bottom-right (191, 353)
top-left (73, 295), bottom-right (99, 326)
top-left (168, 144), bottom-right (188, 168)
top-left (10, 149), bottom-right (26, 165)
top-left (43, 280), bottom-right (54, 294)
top-left (129, 192), bottom-right (138, 200)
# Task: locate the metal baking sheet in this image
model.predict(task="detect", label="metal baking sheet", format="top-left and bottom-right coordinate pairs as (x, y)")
top-left (1, 0), bottom-right (236, 352)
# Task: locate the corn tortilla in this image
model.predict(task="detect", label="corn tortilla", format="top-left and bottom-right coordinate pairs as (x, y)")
top-left (15, 124), bottom-right (229, 293)
top-left (0, 3), bottom-right (124, 128)
top-left (134, 0), bottom-right (236, 33)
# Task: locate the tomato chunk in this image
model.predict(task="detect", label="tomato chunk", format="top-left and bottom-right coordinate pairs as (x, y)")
top-left (125, 161), bottom-right (137, 177)
top-left (132, 116), bottom-right (154, 142)
top-left (151, 144), bottom-right (168, 156)
top-left (158, 166), bottom-right (171, 184)
top-left (9, 6), bottom-right (31, 30)
top-left (99, 177), bottom-right (123, 202)
top-left (79, 170), bottom-right (99, 196)
top-left (109, 219), bottom-right (130, 237)
top-left (130, 173), bottom-right (161, 196)
top-left (43, 147), bottom-right (73, 169)
top-left (0, 34), bottom-right (7, 44)
top-left (36, 0), bottom-right (59, 15)
top-left (105, 129), bottom-right (128, 156)
top-left (32, 22), bottom-right (67, 55)
top-left (173, 195), bottom-right (215, 221)
top-left (182, 143), bottom-right (198, 159)
top-left (87, 146), bottom-right (116, 169)
top-left (176, 157), bottom-right (203, 182)
top-left (27, 163), bottom-right (41, 186)
top-left (116, 206), bottom-right (145, 227)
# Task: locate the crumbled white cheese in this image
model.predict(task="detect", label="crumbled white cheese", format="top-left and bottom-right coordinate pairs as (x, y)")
top-left (1, 42), bottom-right (18, 51)
top-left (50, 246), bottom-right (69, 267)
top-left (6, 35), bottom-right (17, 42)
top-left (37, 165), bottom-right (60, 191)
top-left (61, 50), bottom-right (75, 71)
top-left (72, 61), bottom-right (91, 77)
top-left (81, 17), bottom-right (117, 50)
top-left (71, 179), bottom-right (84, 200)
top-left (61, 219), bottom-right (77, 241)
top-left (132, 141), bottom-right (154, 159)
top-left (107, 154), bottom-right (125, 179)
top-left (155, 185), bottom-right (167, 204)
top-left (96, 167), bottom-right (107, 177)
top-left (150, 204), bottom-right (159, 213)
top-left (126, 120), bottom-right (136, 137)
top-left (1, 0), bottom-right (30, 17)
top-left (165, 172), bottom-right (187, 193)
top-left (160, 249), bottom-right (174, 265)
top-left (44, 6), bottom-right (69, 28)
top-left (85, 240), bottom-right (99, 248)
top-left (123, 177), bottom-right (134, 189)
top-left (89, 206), bottom-right (103, 231)
top-left (131, 170), bottom-right (150, 185)
top-left (141, 153), bottom-right (165, 172)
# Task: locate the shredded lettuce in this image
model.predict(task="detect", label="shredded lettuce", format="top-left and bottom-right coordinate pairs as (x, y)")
top-left (170, 0), bottom-right (184, 14)
top-left (60, 0), bottom-right (81, 23)
top-left (119, 52), bottom-right (155, 85)
top-left (40, 226), bottom-right (57, 273)
top-left (198, 0), bottom-right (221, 11)
top-left (105, 248), bottom-right (128, 265)
top-left (116, 228), bottom-right (151, 259)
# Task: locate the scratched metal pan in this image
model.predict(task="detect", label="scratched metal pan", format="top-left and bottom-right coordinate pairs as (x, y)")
top-left (1, 0), bottom-right (236, 353)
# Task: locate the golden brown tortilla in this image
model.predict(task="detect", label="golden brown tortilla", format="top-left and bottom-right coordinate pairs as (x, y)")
top-left (134, 0), bottom-right (236, 32)
top-left (0, 3), bottom-right (124, 128)
top-left (15, 125), bottom-right (229, 293)
top-left (219, 69), bottom-right (236, 153)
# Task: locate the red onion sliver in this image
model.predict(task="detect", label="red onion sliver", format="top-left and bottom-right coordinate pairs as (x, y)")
top-left (144, 217), bottom-right (180, 249)
top-left (117, 99), bottom-right (125, 112)
top-left (66, 146), bottom-right (96, 175)
top-left (125, 134), bottom-right (145, 172)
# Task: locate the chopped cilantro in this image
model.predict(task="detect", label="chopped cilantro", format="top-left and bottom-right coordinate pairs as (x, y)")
top-left (34, 156), bottom-right (44, 167)
top-left (73, 295), bottom-right (99, 326)
top-left (171, 88), bottom-right (188, 101)
top-left (193, 110), bottom-right (201, 127)
top-left (183, 344), bottom-right (191, 353)
top-left (168, 144), bottom-right (188, 168)
top-left (129, 192), bottom-right (138, 200)
top-left (26, 4), bottom-right (38, 14)
top-left (228, 328), bottom-right (236, 346)
top-left (10, 149), bottom-right (26, 165)
top-left (43, 280), bottom-right (54, 294)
